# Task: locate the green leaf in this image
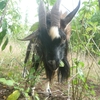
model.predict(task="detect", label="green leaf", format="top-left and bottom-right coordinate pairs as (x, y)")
top-left (34, 93), bottom-right (40, 100)
top-left (78, 68), bottom-right (84, 76)
top-left (7, 90), bottom-right (20, 100)
top-left (25, 87), bottom-right (30, 93)
top-left (2, 37), bottom-right (8, 50)
top-left (0, 29), bottom-right (7, 45)
top-left (78, 61), bottom-right (84, 68)
top-left (0, 78), bottom-right (7, 84)
top-left (24, 92), bottom-right (31, 100)
top-left (84, 84), bottom-right (89, 90)
top-left (0, 0), bottom-right (7, 10)
top-left (98, 60), bottom-right (100, 65)
top-left (0, 78), bottom-right (15, 86)
top-left (73, 79), bottom-right (78, 85)
top-left (49, 0), bottom-right (56, 5)
top-left (29, 22), bottom-right (39, 32)
top-left (6, 80), bottom-right (15, 86)
top-left (59, 61), bottom-right (64, 67)
top-left (78, 68), bottom-right (85, 82)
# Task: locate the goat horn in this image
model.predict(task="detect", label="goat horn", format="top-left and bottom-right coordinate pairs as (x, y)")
top-left (39, 1), bottom-right (46, 29)
top-left (63, 0), bottom-right (80, 25)
top-left (51, 0), bottom-right (61, 27)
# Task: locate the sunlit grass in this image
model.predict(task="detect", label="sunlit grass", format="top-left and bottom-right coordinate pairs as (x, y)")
top-left (0, 41), bottom-right (25, 80)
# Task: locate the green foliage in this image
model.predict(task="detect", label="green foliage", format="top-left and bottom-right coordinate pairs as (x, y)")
top-left (23, 54), bottom-right (41, 85)
top-left (0, 19), bottom-right (7, 45)
top-left (69, 0), bottom-right (100, 99)
top-left (70, 59), bottom-right (96, 100)
top-left (0, 0), bottom-right (7, 10)
top-left (91, 11), bottom-right (100, 25)
top-left (0, 0), bottom-right (8, 50)
top-left (0, 30), bottom-right (7, 45)
top-left (91, 11), bottom-right (100, 50)
top-left (29, 22), bottom-right (39, 32)
top-left (36, 0), bottom-right (56, 5)
top-left (0, 51), bottom-right (42, 99)
top-left (7, 90), bottom-right (20, 100)
top-left (0, 0), bottom-right (29, 51)
top-left (36, 0), bottom-right (56, 10)
top-left (71, 0), bottom-right (100, 55)
top-left (48, 0), bottom-right (56, 5)
top-left (0, 78), bottom-right (15, 86)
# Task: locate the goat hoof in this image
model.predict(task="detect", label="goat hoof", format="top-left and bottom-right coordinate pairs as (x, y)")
top-left (47, 89), bottom-right (51, 96)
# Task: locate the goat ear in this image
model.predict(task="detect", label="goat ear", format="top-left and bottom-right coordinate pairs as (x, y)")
top-left (39, 1), bottom-right (46, 29)
top-left (19, 30), bottom-right (39, 41)
top-left (61, 0), bottom-right (80, 28)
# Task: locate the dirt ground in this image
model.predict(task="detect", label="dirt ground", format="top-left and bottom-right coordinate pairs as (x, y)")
top-left (0, 77), bottom-right (69, 100)
top-left (0, 79), bottom-right (100, 100)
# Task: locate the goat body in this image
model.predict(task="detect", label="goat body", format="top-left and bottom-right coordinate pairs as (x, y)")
top-left (21, 0), bottom-right (80, 95)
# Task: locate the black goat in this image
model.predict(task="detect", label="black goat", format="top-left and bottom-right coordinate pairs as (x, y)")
top-left (21, 0), bottom-right (80, 94)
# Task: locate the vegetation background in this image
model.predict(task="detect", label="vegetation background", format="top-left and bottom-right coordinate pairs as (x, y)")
top-left (0, 0), bottom-right (100, 100)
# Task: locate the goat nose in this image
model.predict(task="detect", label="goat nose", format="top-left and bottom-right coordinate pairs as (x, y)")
top-left (48, 60), bottom-right (56, 65)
